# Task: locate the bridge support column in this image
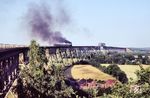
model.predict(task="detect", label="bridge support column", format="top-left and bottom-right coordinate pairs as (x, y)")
top-left (0, 54), bottom-right (19, 97)
top-left (23, 51), bottom-right (28, 63)
top-left (0, 60), bottom-right (4, 94)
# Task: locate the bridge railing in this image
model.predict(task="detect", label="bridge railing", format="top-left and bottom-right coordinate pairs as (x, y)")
top-left (0, 43), bottom-right (26, 49)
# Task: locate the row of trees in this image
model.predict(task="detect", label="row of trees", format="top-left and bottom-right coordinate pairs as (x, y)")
top-left (87, 52), bottom-right (150, 65)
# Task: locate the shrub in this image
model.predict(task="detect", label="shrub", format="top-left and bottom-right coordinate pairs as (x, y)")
top-left (104, 64), bottom-right (128, 83)
top-left (74, 60), bottom-right (90, 65)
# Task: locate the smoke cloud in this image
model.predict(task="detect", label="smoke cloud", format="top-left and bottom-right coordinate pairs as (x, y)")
top-left (25, 2), bottom-right (71, 45)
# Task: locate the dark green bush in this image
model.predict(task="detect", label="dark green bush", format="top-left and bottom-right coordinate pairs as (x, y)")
top-left (104, 64), bottom-right (128, 83)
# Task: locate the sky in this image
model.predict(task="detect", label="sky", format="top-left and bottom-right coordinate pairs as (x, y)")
top-left (0, 0), bottom-right (150, 47)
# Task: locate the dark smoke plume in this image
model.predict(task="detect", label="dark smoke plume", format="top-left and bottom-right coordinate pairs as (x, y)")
top-left (26, 2), bottom-right (71, 45)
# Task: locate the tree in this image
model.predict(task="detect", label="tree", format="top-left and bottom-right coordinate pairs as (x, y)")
top-left (142, 56), bottom-right (150, 65)
top-left (16, 40), bottom-right (75, 98)
top-left (104, 64), bottom-right (128, 83)
top-left (22, 40), bottom-right (46, 96)
top-left (136, 65), bottom-right (150, 85)
top-left (28, 40), bottom-right (41, 66)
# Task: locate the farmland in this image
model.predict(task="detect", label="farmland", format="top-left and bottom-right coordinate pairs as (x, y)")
top-left (65, 64), bottom-right (116, 81)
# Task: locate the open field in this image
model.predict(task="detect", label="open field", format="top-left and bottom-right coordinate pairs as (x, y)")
top-left (65, 65), bottom-right (116, 81)
top-left (101, 64), bottom-right (150, 80)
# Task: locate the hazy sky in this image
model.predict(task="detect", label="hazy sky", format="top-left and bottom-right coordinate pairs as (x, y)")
top-left (0, 0), bottom-right (150, 47)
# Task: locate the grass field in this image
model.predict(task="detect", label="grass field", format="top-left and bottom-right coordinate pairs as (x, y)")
top-left (68, 65), bottom-right (116, 81)
top-left (101, 64), bottom-right (150, 80)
